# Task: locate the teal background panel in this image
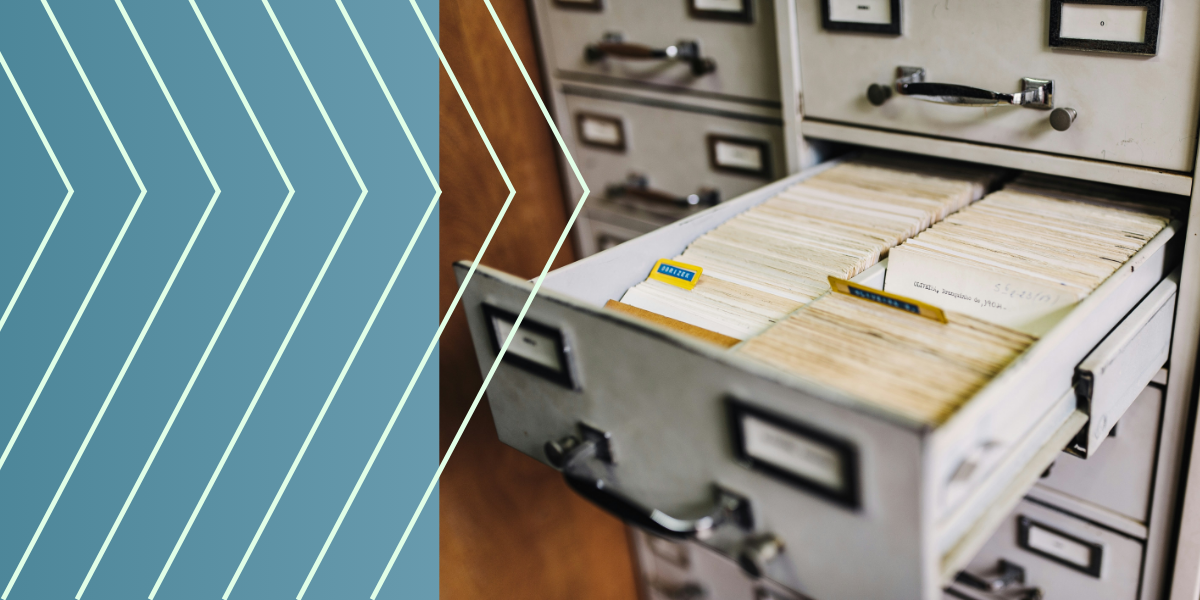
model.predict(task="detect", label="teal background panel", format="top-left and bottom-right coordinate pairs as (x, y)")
top-left (0, 1), bottom-right (438, 598)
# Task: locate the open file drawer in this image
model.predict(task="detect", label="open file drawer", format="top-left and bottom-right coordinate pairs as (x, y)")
top-left (457, 160), bottom-right (1179, 600)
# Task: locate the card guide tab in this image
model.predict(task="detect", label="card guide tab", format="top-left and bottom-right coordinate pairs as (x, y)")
top-left (828, 276), bottom-right (947, 323)
top-left (648, 258), bottom-right (703, 290)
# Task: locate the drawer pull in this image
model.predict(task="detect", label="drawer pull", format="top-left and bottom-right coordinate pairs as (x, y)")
top-left (954, 559), bottom-right (1043, 599)
top-left (875, 66), bottom-right (1054, 110)
top-left (955, 559), bottom-right (1025, 592)
top-left (609, 173), bottom-right (720, 208)
top-left (1050, 107), bottom-right (1078, 131)
top-left (585, 33), bottom-right (717, 76)
top-left (651, 582), bottom-right (707, 600)
top-left (550, 431), bottom-right (751, 539)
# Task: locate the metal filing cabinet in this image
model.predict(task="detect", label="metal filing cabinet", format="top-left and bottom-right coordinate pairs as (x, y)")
top-left (486, 2), bottom-right (1200, 599)
top-left (943, 377), bottom-right (1178, 600)
top-left (540, 0), bottom-right (782, 102)
top-left (527, 0), bottom-right (823, 256)
top-left (946, 498), bottom-right (1147, 600)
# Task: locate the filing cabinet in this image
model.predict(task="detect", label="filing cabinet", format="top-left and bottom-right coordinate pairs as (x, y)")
top-left (527, 0), bottom-right (822, 258)
top-left (940, 380), bottom-right (1175, 600)
top-left (536, 0), bottom-right (781, 104)
top-left (948, 498), bottom-right (1145, 600)
top-left (1040, 380), bottom-right (1166, 524)
top-left (563, 89), bottom-right (789, 255)
top-left (566, 92), bottom-right (786, 203)
top-left (490, 1), bottom-right (1200, 599)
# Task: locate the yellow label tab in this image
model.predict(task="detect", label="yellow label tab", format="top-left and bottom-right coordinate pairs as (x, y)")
top-left (649, 258), bottom-right (703, 290)
top-left (828, 276), bottom-right (947, 323)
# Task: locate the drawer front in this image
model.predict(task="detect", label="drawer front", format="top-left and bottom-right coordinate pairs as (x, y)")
top-left (1039, 384), bottom-right (1163, 523)
top-left (794, 1), bottom-right (1200, 171)
top-left (581, 211), bottom-right (654, 257)
top-left (565, 93), bottom-right (786, 217)
top-left (952, 499), bottom-right (1144, 600)
top-left (461, 262), bottom-right (930, 600)
top-left (539, 0), bottom-right (780, 104)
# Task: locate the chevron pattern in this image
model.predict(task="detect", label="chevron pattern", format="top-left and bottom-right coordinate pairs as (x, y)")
top-left (0, 1), bottom-right (438, 597)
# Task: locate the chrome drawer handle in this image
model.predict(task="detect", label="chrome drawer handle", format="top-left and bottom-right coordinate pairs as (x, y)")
top-left (869, 66), bottom-right (1054, 110)
top-left (564, 472), bottom-right (740, 536)
top-left (954, 559), bottom-right (1043, 600)
top-left (547, 432), bottom-right (751, 539)
top-left (585, 33), bottom-right (717, 76)
top-left (608, 173), bottom-right (719, 208)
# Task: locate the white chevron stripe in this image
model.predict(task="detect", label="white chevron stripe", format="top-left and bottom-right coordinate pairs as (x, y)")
top-left (0, 0), bottom-right (150, 480)
top-left (0, 52), bottom-right (74, 339)
top-left (147, 1), bottom-right (371, 596)
top-left (74, 1), bottom-right (299, 595)
top-left (220, 0), bottom-right (441, 596)
top-left (294, 0), bottom-right (527, 594)
top-left (0, 6), bottom-right (149, 595)
top-left (1, 1), bottom-right (226, 594)
top-left (371, 0), bottom-right (593, 595)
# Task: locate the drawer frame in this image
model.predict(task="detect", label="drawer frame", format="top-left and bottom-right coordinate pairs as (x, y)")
top-left (1073, 272), bottom-right (1179, 458)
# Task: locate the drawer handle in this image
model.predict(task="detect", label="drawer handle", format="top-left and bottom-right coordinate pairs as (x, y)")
top-left (585, 33), bottom-right (717, 76)
top-left (608, 173), bottom-right (720, 208)
top-left (870, 66), bottom-right (1054, 110)
top-left (954, 559), bottom-right (1043, 600)
top-left (548, 432), bottom-right (751, 539)
top-left (650, 582), bottom-right (707, 600)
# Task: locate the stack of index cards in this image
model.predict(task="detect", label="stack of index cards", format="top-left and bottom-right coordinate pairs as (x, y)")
top-left (738, 291), bottom-right (1036, 425)
top-left (884, 183), bottom-right (1171, 335)
top-left (616, 155), bottom-right (1003, 340)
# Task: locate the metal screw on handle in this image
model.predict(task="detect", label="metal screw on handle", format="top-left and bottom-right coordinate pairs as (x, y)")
top-left (737, 534), bottom-right (785, 578)
top-left (866, 83), bottom-right (892, 106)
top-left (544, 436), bottom-right (580, 468)
top-left (1050, 107), bottom-right (1078, 131)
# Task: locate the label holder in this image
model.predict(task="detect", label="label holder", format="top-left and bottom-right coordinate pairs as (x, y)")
top-left (576, 112), bottom-right (626, 152)
top-left (829, 276), bottom-right (947, 323)
top-left (552, 0), bottom-right (602, 11)
top-left (1049, 0), bottom-right (1160, 55)
top-left (1017, 516), bottom-right (1104, 578)
top-left (707, 134), bottom-right (772, 179)
top-left (688, 0), bottom-right (753, 23)
top-left (821, 0), bottom-right (901, 35)
top-left (482, 303), bottom-right (577, 389)
top-left (728, 398), bottom-right (861, 510)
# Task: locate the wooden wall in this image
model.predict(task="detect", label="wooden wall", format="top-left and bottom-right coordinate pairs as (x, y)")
top-left (438, 0), bottom-right (640, 598)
